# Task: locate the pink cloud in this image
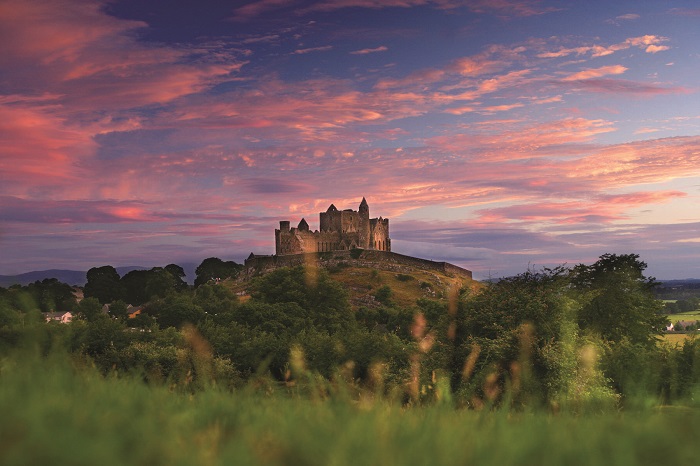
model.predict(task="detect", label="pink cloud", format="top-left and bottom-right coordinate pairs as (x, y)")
top-left (668, 8), bottom-right (700, 16)
top-left (537, 35), bottom-right (669, 59)
top-left (1, 0), bottom-right (246, 112)
top-left (645, 45), bottom-right (670, 53)
top-left (561, 65), bottom-right (627, 81)
top-left (293, 45), bottom-right (334, 54)
top-left (560, 78), bottom-right (687, 95)
top-left (350, 46), bottom-right (389, 55)
top-left (429, 117), bottom-right (616, 159)
top-left (475, 191), bottom-right (686, 225)
top-left (232, 0), bottom-right (555, 20)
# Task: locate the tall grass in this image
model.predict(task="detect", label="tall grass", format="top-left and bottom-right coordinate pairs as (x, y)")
top-left (2, 350), bottom-right (699, 466)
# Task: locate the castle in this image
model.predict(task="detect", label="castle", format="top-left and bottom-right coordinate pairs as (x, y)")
top-left (275, 198), bottom-right (390, 255)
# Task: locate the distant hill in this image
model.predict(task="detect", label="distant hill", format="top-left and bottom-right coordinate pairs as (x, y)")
top-left (0, 263), bottom-right (200, 287)
top-left (0, 266), bottom-right (147, 287)
top-left (0, 270), bottom-right (88, 287)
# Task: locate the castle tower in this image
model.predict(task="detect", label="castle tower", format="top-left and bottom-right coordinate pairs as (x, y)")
top-left (358, 197), bottom-right (370, 249)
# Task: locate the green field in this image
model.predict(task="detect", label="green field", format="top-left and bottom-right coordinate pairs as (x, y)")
top-left (666, 311), bottom-right (700, 322)
top-left (2, 353), bottom-right (699, 466)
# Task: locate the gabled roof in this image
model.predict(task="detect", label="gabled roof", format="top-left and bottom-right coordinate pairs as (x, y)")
top-left (327, 204), bottom-right (338, 212)
top-left (298, 218), bottom-right (309, 230)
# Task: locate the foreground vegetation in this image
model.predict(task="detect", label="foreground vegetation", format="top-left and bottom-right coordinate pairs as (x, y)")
top-left (1, 351), bottom-right (699, 466)
top-left (2, 253), bottom-right (700, 464)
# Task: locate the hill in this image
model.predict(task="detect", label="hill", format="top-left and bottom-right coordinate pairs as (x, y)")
top-left (227, 260), bottom-right (480, 311)
top-left (0, 266), bottom-right (149, 287)
top-left (0, 263), bottom-right (201, 288)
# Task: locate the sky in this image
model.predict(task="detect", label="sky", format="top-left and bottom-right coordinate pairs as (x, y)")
top-left (1, 0), bottom-right (699, 280)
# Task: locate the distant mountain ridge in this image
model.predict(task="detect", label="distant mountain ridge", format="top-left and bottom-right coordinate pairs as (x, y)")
top-left (0, 267), bottom-right (143, 287)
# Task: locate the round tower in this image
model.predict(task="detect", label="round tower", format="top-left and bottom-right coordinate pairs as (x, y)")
top-left (358, 197), bottom-right (370, 249)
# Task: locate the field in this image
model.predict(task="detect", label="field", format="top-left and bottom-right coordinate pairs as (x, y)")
top-left (665, 311), bottom-right (700, 323)
top-left (662, 333), bottom-right (695, 344)
top-left (2, 353), bottom-right (700, 466)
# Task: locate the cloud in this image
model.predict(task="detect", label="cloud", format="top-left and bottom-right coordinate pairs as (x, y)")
top-left (0, 0), bottom-right (246, 110)
top-left (350, 46), bottom-right (388, 55)
top-left (0, 197), bottom-right (156, 223)
top-left (429, 117), bottom-right (616, 159)
top-left (537, 35), bottom-right (669, 59)
top-left (668, 8), bottom-right (700, 17)
top-left (559, 78), bottom-right (686, 95)
top-left (561, 65), bottom-right (627, 81)
top-left (617, 13), bottom-right (640, 20)
top-left (645, 45), bottom-right (670, 53)
top-left (293, 45), bottom-right (334, 54)
top-left (231, 0), bottom-right (555, 20)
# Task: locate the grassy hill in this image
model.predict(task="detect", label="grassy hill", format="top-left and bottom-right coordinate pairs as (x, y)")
top-left (227, 262), bottom-right (481, 311)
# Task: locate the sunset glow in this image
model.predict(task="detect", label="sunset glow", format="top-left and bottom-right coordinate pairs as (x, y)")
top-left (1, 0), bottom-right (699, 279)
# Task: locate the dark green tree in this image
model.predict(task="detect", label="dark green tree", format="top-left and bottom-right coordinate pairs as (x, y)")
top-left (108, 300), bottom-right (129, 321)
top-left (194, 258), bottom-right (242, 287)
top-left (248, 266), bottom-right (353, 334)
top-left (121, 269), bottom-right (149, 305)
top-left (447, 267), bottom-right (575, 403)
top-left (571, 253), bottom-right (667, 346)
top-left (84, 266), bottom-right (124, 304)
top-left (146, 294), bottom-right (206, 329)
top-left (25, 278), bottom-right (77, 312)
top-left (165, 263), bottom-right (189, 291)
top-left (144, 267), bottom-right (178, 300)
top-left (77, 297), bottom-right (104, 322)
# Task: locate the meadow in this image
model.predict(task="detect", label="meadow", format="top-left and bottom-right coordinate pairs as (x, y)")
top-left (666, 310), bottom-right (700, 322)
top-left (1, 351), bottom-right (699, 466)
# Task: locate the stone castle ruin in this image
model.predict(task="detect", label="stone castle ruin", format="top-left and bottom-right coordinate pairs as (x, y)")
top-left (244, 197), bottom-right (472, 281)
top-left (276, 198), bottom-right (390, 255)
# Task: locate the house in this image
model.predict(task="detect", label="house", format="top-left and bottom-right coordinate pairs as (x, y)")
top-left (42, 311), bottom-right (73, 324)
top-left (671, 320), bottom-right (699, 332)
top-left (127, 305), bottom-right (143, 319)
top-left (673, 320), bottom-right (698, 332)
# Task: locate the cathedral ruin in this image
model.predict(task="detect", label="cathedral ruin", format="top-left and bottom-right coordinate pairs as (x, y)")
top-left (275, 198), bottom-right (390, 255)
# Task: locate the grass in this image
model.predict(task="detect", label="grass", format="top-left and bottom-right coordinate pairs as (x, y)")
top-left (2, 352), bottom-right (700, 466)
top-left (325, 265), bottom-right (474, 309)
top-left (666, 311), bottom-right (700, 322)
top-left (227, 263), bottom-right (478, 311)
top-left (662, 333), bottom-right (695, 344)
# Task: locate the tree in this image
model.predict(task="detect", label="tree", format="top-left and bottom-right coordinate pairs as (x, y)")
top-left (25, 278), bottom-right (77, 312)
top-left (445, 267), bottom-right (576, 404)
top-left (121, 269), bottom-right (151, 305)
top-left (121, 267), bottom-right (184, 305)
top-left (146, 294), bottom-right (206, 329)
top-left (571, 253), bottom-right (667, 346)
top-left (194, 258), bottom-right (242, 287)
top-left (165, 263), bottom-right (189, 291)
top-left (108, 300), bottom-right (129, 321)
top-left (84, 266), bottom-right (124, 304)
top-left (247, 266), bottom-right (354, 334)
top-left (144, 267), bottom-right (178, 300)
top-left (77, 297), bottom-right (104, 322)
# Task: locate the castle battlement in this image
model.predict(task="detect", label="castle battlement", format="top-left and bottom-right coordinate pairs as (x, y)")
top-left (275, 198), bottom-right (390, 255)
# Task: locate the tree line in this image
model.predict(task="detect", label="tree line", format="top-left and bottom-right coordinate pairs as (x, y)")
top-left (2, 253), bottom-right (699, 407)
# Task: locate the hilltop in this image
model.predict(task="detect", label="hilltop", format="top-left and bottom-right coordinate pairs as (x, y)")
top-left (228, 252), bottom-right (479, 311)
